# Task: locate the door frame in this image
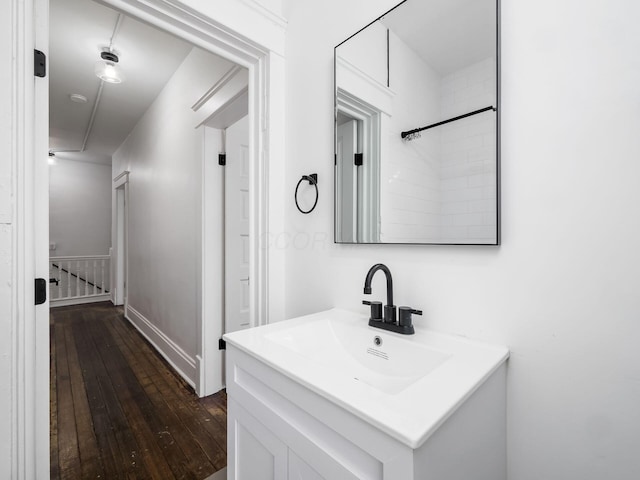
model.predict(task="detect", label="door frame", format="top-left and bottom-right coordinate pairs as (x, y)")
top-left (113, 170), bottom-right (129, 309)
top-left (100, 0), bottom-right (281, 330)
top-left (14, 0), bottom-right (285, 476)
top-left (8, 0), bottom-right (51, 475)
top-left (336, 88), bottom-right (382, 243)
top-left (335, 119), bottom-right (358, 243)
top-left (98, 0), bottom-right (285, 396)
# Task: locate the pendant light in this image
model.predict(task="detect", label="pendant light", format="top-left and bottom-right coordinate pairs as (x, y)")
top-left (95, 50), bottom-right (124, 84)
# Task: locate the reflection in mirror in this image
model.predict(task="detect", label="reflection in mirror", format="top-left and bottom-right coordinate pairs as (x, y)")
top-left (334, 0), bottom-right (499, 245)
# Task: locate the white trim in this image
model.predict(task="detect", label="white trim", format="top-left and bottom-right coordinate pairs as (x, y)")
top-left (12, 0), bottom-right (50, 476)
top-left (125, 305), bottom-right (197, 388)
top-left (112, 173), bottom-right (129, 308)
top-left (204, 466), bottom-right (227, 480)
top-left (50, 294), bottom-right (112, 307)
top-left (99, 0), bottom-right (274, 64)
top-left (198, 125), bottom-right (225, 397)
top-left (197, 87), bottom-right (249, 130)
top-left (51, 254), bottom-right (111, 261)
top-left (192, 65), bottom-right (242, 111)
top-left (14, 0), bottom-right (36, 471)
top-left (336, 56), bottom-right (396, 115)
top-left (113, 169), bottom-right (130, 187)
top-left (33, 0), bottom-right (50, 475)
top-left (336, 89), bottom-right (382, 243)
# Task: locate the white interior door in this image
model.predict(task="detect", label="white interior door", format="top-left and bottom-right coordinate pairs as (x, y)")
top-left (225, 115), bottom-right (250, 334)
top-left (336, 120), bottom-right (358, 242)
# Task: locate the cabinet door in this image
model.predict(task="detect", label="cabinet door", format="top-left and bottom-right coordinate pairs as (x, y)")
top-left (230, 401), bottom-right (288, 480)
top-left (288, 451), bottom-right (324, 480)
top-left (287, 446), bottom-right (364, 480)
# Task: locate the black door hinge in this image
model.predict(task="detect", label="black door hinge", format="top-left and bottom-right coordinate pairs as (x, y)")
top-left (34, 50), bottom-right (46, 78)
top-left (35, 278), bottom-right (47, 305)
top-left (219, 338), bottom-right (226, 350)
top-left (354, 153), bottom-right (363, 166)
top-left (218, 153), bottom-right (226, 166)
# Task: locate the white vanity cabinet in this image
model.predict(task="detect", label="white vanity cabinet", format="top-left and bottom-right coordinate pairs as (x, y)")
top-left (226, 343), bottom-right (507, 480)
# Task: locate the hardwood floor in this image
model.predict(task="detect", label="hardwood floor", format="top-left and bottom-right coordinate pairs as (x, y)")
top-left (50, 302), bottom-right (227, 480)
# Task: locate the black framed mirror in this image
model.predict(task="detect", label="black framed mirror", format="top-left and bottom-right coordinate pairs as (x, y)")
top-left (334, 0), bottom-right (500, 245)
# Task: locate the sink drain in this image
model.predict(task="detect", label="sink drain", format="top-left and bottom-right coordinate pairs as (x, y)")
top-left (373, 336), bottom-right (382, 347)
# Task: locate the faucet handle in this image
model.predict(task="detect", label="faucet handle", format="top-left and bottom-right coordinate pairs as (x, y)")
top-left (398, 306), bottom-right (422, 328)
top-left (363, 300), bottom-right (383, 322)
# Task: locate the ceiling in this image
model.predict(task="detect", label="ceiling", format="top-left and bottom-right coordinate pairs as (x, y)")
top-left (49, 0), bottom-right (195, 164)
top-left (381, 0), bottom-right (496, 76)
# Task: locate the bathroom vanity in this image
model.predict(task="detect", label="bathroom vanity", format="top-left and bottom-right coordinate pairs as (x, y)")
top-left (224, 309), bottom-right (509, 480)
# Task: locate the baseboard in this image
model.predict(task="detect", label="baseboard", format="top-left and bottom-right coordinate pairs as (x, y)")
top-left (204, 467), bottom-right (227, 480)
top-left (125, 304), bottom-right (197, 389)
top-left (196, 354), bottom-right (224, 397)
top-left (50, 293), bottom-right (111, 307)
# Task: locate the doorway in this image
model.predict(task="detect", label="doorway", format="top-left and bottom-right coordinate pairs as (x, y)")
top-left (335, 87), bottom-right (383, 244)
top-left (50, 0), bottom-right (248, 395)
top-left (37, 0), bottom-right (283, 478)
top-left (198, 90), bottom-right (249, 396)
top-left (113, 171), bottom-right (128, 307)
top-left (224, 114), bottom-right (251, 335)
top-left (12, 0), bottom-right (285, 476)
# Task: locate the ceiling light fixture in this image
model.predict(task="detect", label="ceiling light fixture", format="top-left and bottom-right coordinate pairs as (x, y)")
top-left (95, 51), bottom-right (124, 84)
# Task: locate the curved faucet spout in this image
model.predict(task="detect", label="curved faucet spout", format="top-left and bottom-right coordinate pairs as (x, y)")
top-left (364, 263), bottom-right (393, 307)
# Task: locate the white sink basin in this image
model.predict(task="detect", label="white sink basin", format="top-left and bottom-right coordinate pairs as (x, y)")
top-left (224, 308), bottom-right (509, 448)
top-left (265, 315), bottom-right (451, 394)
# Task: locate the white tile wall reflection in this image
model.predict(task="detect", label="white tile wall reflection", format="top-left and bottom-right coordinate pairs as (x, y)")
top-left (380, 54), bottom-right (497, 244)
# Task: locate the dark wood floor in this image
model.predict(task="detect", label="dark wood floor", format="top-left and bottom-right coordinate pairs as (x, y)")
top-left (50, 302), bottom-right (227, 480)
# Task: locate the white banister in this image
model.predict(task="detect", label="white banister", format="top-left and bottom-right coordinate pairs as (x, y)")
top-left (49, 255), bottom-right (111, 306)
top-left (76, 260), bottom-right (81, 297)
top-left (66, 260), bottom-right (71, 298)
top-left (101, 258), bottom-right (105, 294)
top-left (93, 260), bottom-right (97, 296)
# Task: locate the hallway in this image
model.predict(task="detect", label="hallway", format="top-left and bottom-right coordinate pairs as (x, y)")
top-left (50, 302), bottom-right (227, 479)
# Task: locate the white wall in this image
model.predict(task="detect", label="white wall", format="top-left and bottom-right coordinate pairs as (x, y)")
top-left (112, 47), bottom-right (238, 370)
top-left (49, 158), bottom-right (112, 256)
top-left (337, 20), bottom-right (388, 86)
top-left (284, 1), bottom-right (640, 479)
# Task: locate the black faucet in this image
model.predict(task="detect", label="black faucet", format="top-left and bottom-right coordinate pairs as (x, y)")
top-left (363, 263), bottom-right (396, 324)
top-left (362, 263), bottom-right (421, 335)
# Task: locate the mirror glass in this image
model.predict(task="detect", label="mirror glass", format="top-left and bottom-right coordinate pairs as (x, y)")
top-left (334, 0), bottom-right (499, 244)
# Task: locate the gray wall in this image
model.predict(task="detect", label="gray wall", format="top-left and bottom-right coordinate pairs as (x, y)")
top-left (111, 47), bottom-right (236, 362)
top-left (49, 158), bottom-right (112, 256)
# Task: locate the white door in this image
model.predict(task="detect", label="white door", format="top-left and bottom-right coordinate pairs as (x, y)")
top-left (336, 120), bottom-right (358, 242)
top-left (225, 115), bottom-right (250, 333)
top-left (34, 0), bottom-right (51, 475)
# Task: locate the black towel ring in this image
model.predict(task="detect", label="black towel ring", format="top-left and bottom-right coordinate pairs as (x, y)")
top-left (295, 173), bottom-right (318, 214)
